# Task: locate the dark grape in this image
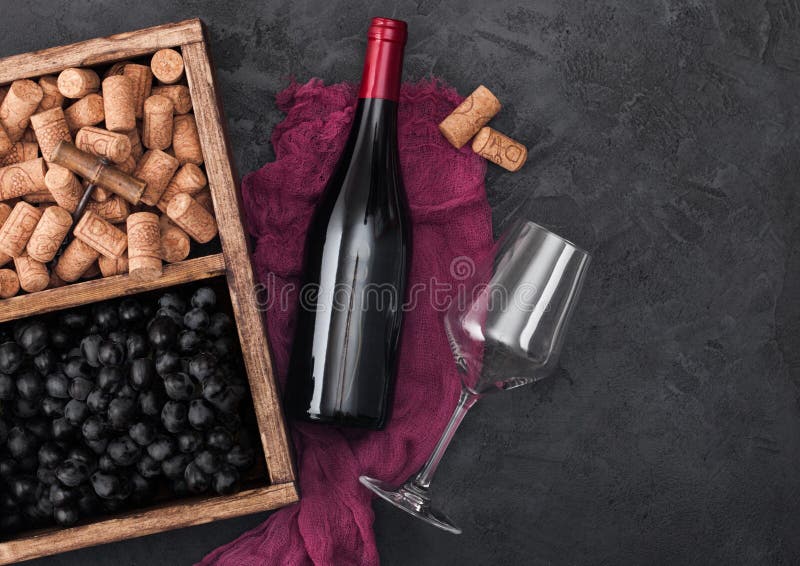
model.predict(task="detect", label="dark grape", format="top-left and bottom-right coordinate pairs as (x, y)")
top-left (107, 436), bottom-right (140, 466)
top-left (64, 358), bottom-right (92, 379)
top-left (155, 350), bottom-right (181, 377)
top-left (8, 426), bottom-right (37, 459)
top-left (206, 427), bottom-right (233, 452)
top-left (82, 416), bottom-right (106, 441)
top-left (51, 417), bottom-right (76, 441)
top-left (162, 453), bottom-right (192, 480)
top-left (38, 442), bottom-right (65, 468)
top-left (68, 446), bottom-right (96, 469)
top-left (37, 466), bottom-right (59, 485)
top-left (45, 373), bottom-right (70, 398)
top-left (194, 450), bottom-right (221, 475)
top-left (158, 293), bottom-right (186, 313)
top-left (60, 311), bottom-right (89, 330)
top-left (92, 304), bottom-right (119, 331)
top-left (184, 462), bottom-right (210, 493)
top-left (0, 371), bottom-right (16, 399)
top-left (98, 340), bottom-right (125, 366)
top-left (80, 334), bottom-right (103, 367)
top-left (54, 505), bottom-right (79, 526)
top-left (213, 466), bottom-right (240, 495)
top-left (161, 401), bottom-right (188, 433)
top-left (0, 341), bottom-right (23, 373)
top-left (64, 399), bottom-right (89, 425)
top-left (137, 455), bottom-right (161, 479)
top-left (147, 436), bottom-right (175, 462)
top-left (10, 476), bottom-right (37, 502)
top-left (118, 299), bottom-right (145, 327)
top-left (130, 358), bottom-right (156, 390)
top-left (97, 366), bottom-right (124, 393)
top-left (189, 353), bottom-right (216, 382)
top-left (14, 398), bottom-right (39, 418)
top-left (148, 316), bottom-right (179, 350)
top-left (188, 399), bottom-right (215, 430)
top-left (107, 397), bottom-right (136, 430)
top-left (191, 287), bottom-right (216, 310)
top-left (129, 421), bottom-right (156, 446)
top-left (41, 396), bottom-right (67, 418)
top-left (183, 308), bottom-right (210, 331)
top-left (15, 320), bottom-right (48, 355)
top-left (85, 438), bottom-right (109, 455)
top-left (16, 371), bottom-right (44, 400)
top-left (178, 330), bottom-right (202, 354)
top-left (49, 483), bottom-right (77, 506)
top-left (126, 333), bottom-right (148, 360)
top-left (90, 472), bottom-right (120, 499)
top-left (98, 454), bottom-right (117, 473)
top-left (176, 430), bottom-right (203, 453)
top-left (164, 372), bottom-right (196, 401)
top-left (33, 349), bottom-right (57, 374)
top-left (139, 389), bottom-right (165, 417)
top-left (208, 313), bottom-right (232, 338)
top-left (56, 458), bottom-right (90, 487)
top-left (69, 377), bottom-right (93, 401)
top-left (86, 389), bottom-right (111, 414)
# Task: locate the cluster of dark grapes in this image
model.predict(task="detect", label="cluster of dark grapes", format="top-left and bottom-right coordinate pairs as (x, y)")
top-left (0, 287), bottom-right (256, 534)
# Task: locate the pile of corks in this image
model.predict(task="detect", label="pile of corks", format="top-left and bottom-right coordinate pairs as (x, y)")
top-left (0, 48), bottom-right (218, 299)
top-left (438, 85), bottom-right (527, 172)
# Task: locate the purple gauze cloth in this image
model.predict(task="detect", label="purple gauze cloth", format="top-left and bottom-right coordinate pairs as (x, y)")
top-left (199, 78), bottom-right (493, 566)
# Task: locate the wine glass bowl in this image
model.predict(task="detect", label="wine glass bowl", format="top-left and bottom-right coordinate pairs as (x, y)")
top-left (360, 220), bottom-right (591, 534)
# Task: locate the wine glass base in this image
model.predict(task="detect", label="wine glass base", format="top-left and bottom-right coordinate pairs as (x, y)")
top-left (359, 475), bottom-right (462, 535)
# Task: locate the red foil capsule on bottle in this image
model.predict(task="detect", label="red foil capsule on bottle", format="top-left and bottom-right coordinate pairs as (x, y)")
top-left (358, 17), bottom-right (407, 101)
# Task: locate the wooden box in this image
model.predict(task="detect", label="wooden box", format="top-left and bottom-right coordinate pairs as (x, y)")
top-left (0, 19), bottom-right (297, 564)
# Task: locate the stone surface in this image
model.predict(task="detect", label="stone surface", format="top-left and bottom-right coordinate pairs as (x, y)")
top-left (3, 0), bottom-right (800, 564)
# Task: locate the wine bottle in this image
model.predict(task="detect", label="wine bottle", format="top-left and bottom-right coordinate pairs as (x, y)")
top-left (286, 17), bottom-right (410, 429)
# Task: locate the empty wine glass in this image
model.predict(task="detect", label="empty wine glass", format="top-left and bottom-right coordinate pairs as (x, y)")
top-left (359, 220), bottom-right (591, 534)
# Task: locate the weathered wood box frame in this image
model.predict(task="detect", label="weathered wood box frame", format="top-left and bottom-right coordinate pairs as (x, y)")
top-left (0, 19), bottom-right (297, 564)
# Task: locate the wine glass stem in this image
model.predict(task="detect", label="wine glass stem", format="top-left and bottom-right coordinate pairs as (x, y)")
top-left (412, 388), bottom-right (478, 490)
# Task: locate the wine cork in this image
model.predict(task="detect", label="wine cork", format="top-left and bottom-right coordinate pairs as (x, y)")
top-left (151, 85), bottom-right (192, 114)
top-left (0, 125), bottom-right (12, 156)
top-left (172, 114), bottom-right (203, 165)
top-left (159, 215), bottom-right (190, 263)
top-left (156, 163), bottom-right (206, 212)
top-left (166, 193), bottom-right (218, 244)
top-left (81, 261), bottom-right (100, 279)
top-left (75, 127), bottom-right (132, 164)
top-left (54, 238), bottom-right (99, 282)
top-left (98, 252), bottom-right (128, 277)
top-left (45, 165), bottom-right (83, 212)
top-left (194, 189), bottom-right (214, 214)
top-left (36, 76), bottom-right (64, 113)
top-left (30, 107), bottom-right (71, 162)
top-left (0, 158), bottom-right (47, 200)
top-left (118, 155), bottom-right (137, 175)
top-left (0, 142), bottom-right (38, 167)
top-left (0, 268), bottom-right (19, 298)
top-left (14, 253), bottom-right (48, 293)
top-left (151, 49), bottom-right (184, 84)
top-left (88, 183), bottom-right (109, 202)
top-left (49, 270), bottom-right (66, 289)
top-left (104, 61), bottom-right (131, 78)
top-left (123, 64), bottom-right (153, 120)
top-left (127, 127), bottom-right (143, 160)
top-left (22, 191), bottom-right (55, 204)
top-left (102, 76), bottom-right (136, 133)
top-left (64, 94), bottom-right (104, 132)
top-left (26, 205), bottom-right (72, 263)
top-left (0, 203), bottom-right (12, 267)
top-left (471, 127), bottom-right (527, 172)
top-left (57, 68), bottom-right (101, 99)
top-left (86, 195), bottom-right (129, 223)
top-left (142, 95), bottom-right (174, 150)
top-left (127, 212), bottom-right (162, 281)
top-left (0, 202), bottom-right (42, 257)
top-left (0, 80), bottom-right (44, 143)
top-left (135, 149), bottom-right (180, 206)
top-left (438, 85), bottom-right (502, 149)
top-left (74, 210), bottom-right (127, 258)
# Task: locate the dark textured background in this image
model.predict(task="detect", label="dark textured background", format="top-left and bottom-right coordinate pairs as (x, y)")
top-left (3, 0), bottom-right (800, 564)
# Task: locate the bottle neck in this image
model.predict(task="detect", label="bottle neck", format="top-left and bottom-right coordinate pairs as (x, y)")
top-left (358, 36), bottom-right (404, 101)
